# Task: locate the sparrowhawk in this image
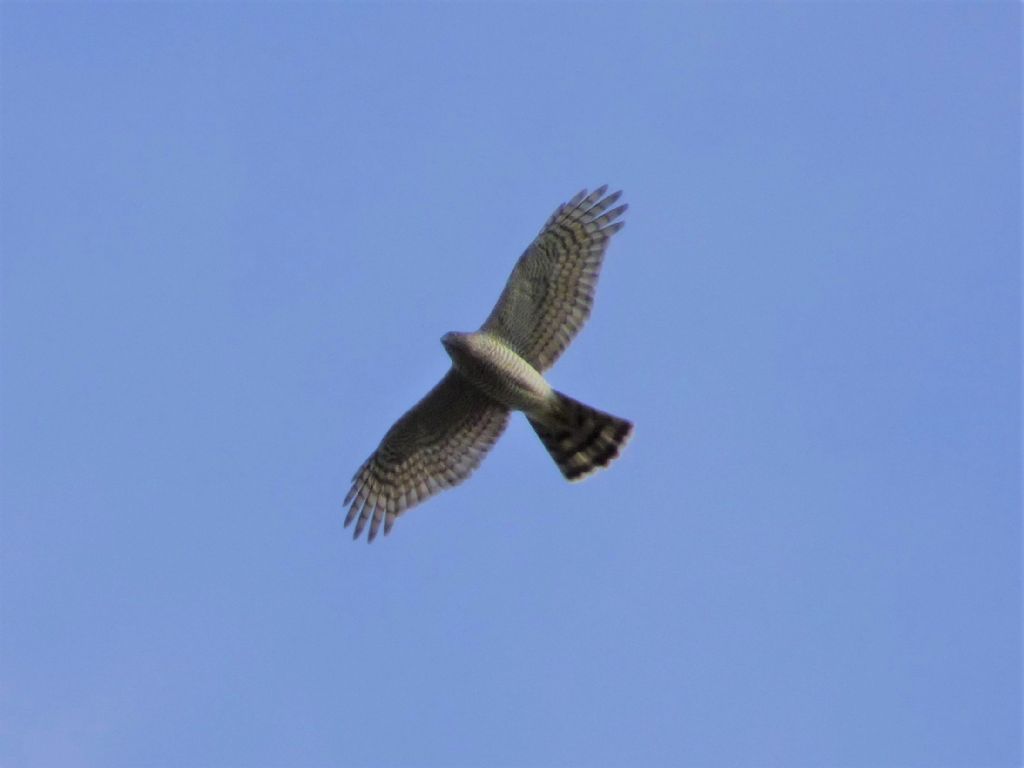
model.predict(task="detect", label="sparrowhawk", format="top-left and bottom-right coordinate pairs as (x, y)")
top-left (344, 186), bottom-right (633, 541)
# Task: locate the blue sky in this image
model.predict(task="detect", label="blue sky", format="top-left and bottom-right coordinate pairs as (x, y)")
top-left (1, 4), bottom-right (1019, 767)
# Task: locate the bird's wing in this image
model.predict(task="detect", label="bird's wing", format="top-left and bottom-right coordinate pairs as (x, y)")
top-left (344, 369), bottom-right (510, 541)
top-left (480, 186), bottom-right (627, 372)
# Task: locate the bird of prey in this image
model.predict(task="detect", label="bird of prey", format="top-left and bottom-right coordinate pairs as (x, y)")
top-left (344, 186), bottom-right (633, 541)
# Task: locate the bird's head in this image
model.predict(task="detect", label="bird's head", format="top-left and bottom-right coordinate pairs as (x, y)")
top-left (441, 331), bottom-right (464, 353)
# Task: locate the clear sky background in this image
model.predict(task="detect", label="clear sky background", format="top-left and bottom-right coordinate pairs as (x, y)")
top-left (1, 4), bottom-right (1020, 767)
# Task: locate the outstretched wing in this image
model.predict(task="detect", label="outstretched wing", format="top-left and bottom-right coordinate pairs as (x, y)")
top-left (344, 369), bottom-right (510, 542)
top-left (481, 186), bottom-right (627, 372)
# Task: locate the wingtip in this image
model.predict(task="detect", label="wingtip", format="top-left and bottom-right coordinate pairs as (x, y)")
top-left (565, 189), bottom-right (587, 209)
top-left (352, 513), bottom-right (368, 540)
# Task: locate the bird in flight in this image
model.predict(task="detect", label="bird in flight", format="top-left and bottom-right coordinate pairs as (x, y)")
top-left (345, 186), bottom-right (633, 541)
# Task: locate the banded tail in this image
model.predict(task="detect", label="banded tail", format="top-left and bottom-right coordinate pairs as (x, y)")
top-left (528, 392), bottom-right (633, 481)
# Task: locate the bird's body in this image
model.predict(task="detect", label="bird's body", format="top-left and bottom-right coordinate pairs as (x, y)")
top-left (345, 186), bottom-right (633, 541)
top-left (442, 331), bottom-right (552, 414)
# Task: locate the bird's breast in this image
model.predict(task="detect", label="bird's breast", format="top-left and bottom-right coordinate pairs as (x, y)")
top-left (444, 332), bottom-right (552, 412)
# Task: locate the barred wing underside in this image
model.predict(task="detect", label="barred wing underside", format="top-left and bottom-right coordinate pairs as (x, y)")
top-left (481, 186), bottom-right (627, 372)
top-left (344, 369), bottom-right (509, 541)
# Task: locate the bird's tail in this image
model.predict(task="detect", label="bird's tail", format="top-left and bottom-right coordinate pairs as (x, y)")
top-left (527, 391), bottom-right (633, 481)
